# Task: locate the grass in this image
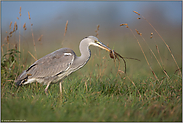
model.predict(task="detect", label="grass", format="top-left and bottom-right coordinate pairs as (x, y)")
top-left (1, 8), bottom-right (182, 122)
top-left (1, 71), bottom-right (182, 122)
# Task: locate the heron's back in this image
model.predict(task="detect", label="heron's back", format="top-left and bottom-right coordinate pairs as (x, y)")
top-left (15, 48), bottom-right (76, 85)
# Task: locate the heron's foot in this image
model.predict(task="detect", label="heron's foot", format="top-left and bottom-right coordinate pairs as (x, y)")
top-left (45, 88), bottom-right (48, 96)
top-left (59, 82), bottom-right (63, 99)
top-left (45, 82), bottom-right (51, 96)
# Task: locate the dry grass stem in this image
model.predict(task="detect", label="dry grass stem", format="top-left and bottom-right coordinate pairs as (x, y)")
top-left (62, 20), bottom-right (68, 47)
top-left (28, 11), bottom-right (37, 59)
top-left (134, 10), bottom-right (181, 74)
top-left (126, 75), bottom-right (142, 101)
top-left (38, 35), bottom-right (43, 41)
top-left (23, 23), bottom-right (27, 30)
top-left (64, 20), bottom-right (68, 37)
top-left (140, 34), bottom-right (169, 78)
top-left (28, 51), bottom-right (37, 61)
top-left (95, 25), bottom-right (100, 38)
top-left (95, 25), bottom-right (101, 58)
top-left (18, 7), bottom-right (21, 57)
top-left (118, 69), bottom-right (124, 74)
top-left (85, 81), bottom-right (88, 92)
top-left (174, 68), bottom-right (182, 75)
top-left (149, 32), bottom-right (167, 77)
top-left (155, 45), bottom-right (166, 70)
top-left (116, 61), bottom-right (122, 77)
top-left (125, 26), bottom-right (159, 81)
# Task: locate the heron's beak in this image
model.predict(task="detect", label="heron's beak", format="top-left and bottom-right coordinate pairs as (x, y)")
top-left (95, 41), bottom-right (111, 52)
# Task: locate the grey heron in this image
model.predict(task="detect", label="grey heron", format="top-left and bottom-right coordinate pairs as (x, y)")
top-left (15, 36), bottom-right (112, 95)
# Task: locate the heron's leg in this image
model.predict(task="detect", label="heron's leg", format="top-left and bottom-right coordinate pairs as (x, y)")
top-left (45, 82), bottom-right (51, 95)
top-left (59, 82), bottom-right (62, 97)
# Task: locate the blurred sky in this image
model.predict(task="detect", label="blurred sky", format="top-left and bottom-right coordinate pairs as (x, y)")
top-left (2, 1), bottom-right (181, 23)
top-left (1, 1), bottom-right (182, 55)
top-left (2, 1), bottom-right (181, 29)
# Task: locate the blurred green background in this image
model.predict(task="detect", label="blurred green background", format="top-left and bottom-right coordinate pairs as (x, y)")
top-left (1, 1), bottom-right (182, 77)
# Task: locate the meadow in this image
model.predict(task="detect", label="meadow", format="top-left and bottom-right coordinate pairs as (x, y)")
top-left (1, 8), bottom-right (182, 122)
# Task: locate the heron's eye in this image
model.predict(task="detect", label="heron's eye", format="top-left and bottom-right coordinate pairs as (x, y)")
top-left (95, 40), bottom-right (100, 44)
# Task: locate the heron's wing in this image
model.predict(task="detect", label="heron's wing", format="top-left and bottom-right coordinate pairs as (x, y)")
top-left (15, 48), bottom-right (76, 81)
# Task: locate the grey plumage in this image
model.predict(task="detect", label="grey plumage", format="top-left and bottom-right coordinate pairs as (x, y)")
top-left (15, 48), bottom-right (75, 85)
top-left (15, 36), bottom-right (111, 95)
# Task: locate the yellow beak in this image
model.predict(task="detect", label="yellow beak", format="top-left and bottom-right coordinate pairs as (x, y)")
top-left (95, 41), bottom-right (111, 52)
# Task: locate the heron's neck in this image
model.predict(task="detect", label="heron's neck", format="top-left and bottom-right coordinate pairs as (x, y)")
top-left (78, 40), bottom-right (91, 63)
top-left (73, 40), bottom-right (91, 68)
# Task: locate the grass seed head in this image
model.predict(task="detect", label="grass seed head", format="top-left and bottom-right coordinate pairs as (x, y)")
top-left (120, 23), bottom-right (128, 26)
top-left (120, 24), bottom-right (124, 26)
top-left (23, 23), bottom-right (26, 30)
top-left (13, 21), bottom-right (17, 32)
top-left (28, 11), bottom-right (31, 20)
top-left (7, 36), bottom-right (9, 43)
top-left (15, 43), bottom-right (17, 50)
top-left (64, 20), bottom-right (68, 36)
top-left (19, 6), bottom-right (21, 17)
top-left (9, 21), bottom-right (12, 29)
top-left (135, 29), bottom-right (142, 35)
top-left (150, 33), bottom-right (153, 38)
top-left (9, 31), bottom-right (13, 35)
top-left (23, 23), bottom-right (26, 28)
top-left (133, 10), bottom-right (140, 15)
top-left (16, 24), bottom-right (18, 30)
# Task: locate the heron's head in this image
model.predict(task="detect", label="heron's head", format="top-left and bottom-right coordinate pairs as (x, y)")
top-left (84, 36), bottom-right (111, 52)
